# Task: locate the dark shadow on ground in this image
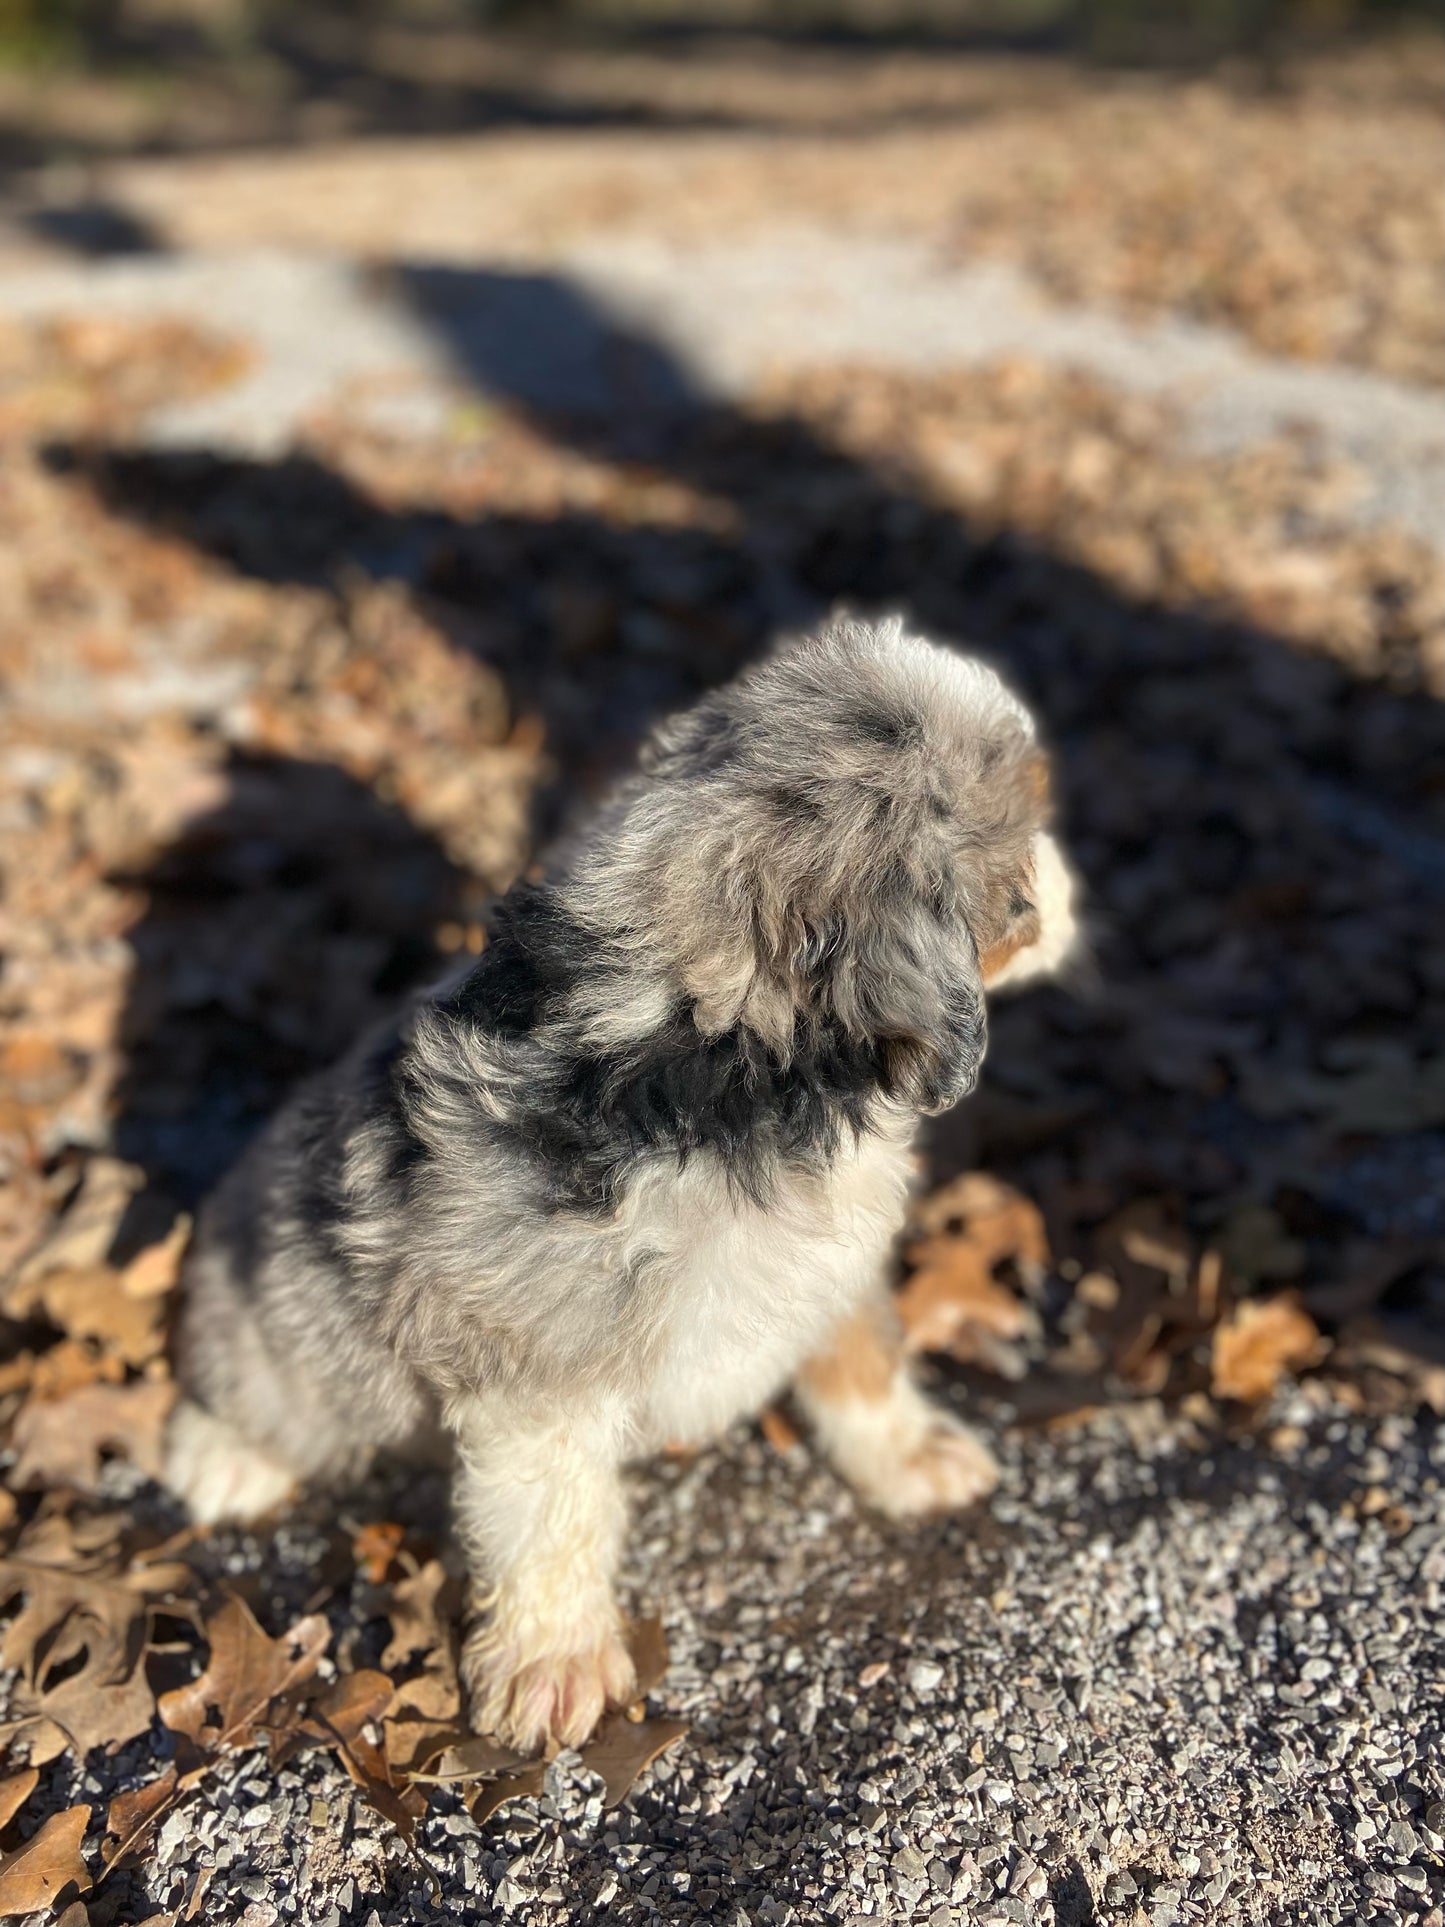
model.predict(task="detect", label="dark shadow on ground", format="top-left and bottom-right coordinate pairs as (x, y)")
top-left (63, 259), bottom-right (1445, 1308)
top-left (108, 751), bottom-right (469, 1205)
top-left (20, 196), bottom-right (167, 257)
top-left (1051, 1858), bottom-right (1102, 1925)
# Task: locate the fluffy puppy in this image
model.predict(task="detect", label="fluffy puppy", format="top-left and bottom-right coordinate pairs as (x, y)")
top-left (165, 614), bottom-right (1077, 1752)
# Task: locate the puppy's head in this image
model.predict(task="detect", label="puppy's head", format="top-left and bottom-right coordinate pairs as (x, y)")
top-left (576, 615), bottom-right (1077, 1114)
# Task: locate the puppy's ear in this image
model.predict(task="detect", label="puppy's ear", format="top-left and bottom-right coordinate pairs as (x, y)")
top-left (816, 892), bottom-right (988, 1116)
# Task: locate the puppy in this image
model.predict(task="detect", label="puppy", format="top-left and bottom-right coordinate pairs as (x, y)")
top-left (165, 614), bottom-right (1077, 1752)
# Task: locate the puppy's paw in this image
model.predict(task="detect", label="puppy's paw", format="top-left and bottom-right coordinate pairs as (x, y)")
top-left (812, 1376), bottom-right (999, 1520)
top-left (862, 1409), bottom-right (1000, 1518)
top-left (165, 1398), bottom-right (297, 1526)
top-left (461, 1619), bottom-right (637, 1754)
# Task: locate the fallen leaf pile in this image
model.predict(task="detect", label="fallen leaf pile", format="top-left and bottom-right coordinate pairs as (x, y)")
top-left (770, 361), bottom-right (1445, 697)
top-left (938, 58), bottom-right (1444, 386)
top-left (0, 1801), bottom-right (91, 1917)
top-left (884, 1174), bottom-right (1344, 1427)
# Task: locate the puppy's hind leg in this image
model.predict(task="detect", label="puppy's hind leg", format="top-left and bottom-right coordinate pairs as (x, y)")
top-left (165, 1245), bottom-right (314, 1526)
top-left (453, 1397), bottom-right (637, 1754)
top-left (795, 1294), bottom-right (998, 1519)
top-left (164, 1398), bottom-right (298, 1527)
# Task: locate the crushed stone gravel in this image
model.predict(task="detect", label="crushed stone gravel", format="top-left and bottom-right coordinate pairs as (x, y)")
top-left (54, 1387), bottom-right (1445, 1926)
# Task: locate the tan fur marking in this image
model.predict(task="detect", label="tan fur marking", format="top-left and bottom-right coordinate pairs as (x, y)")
top-left (797, 1299), bottom-right (904, 1406)
top-left (980, 925), bottom-right (1036, 984)
top-left (980, 843), bottom-right (1041, 984)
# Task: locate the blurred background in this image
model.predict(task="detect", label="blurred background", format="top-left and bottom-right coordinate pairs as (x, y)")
top-left (0, 2), bottom-right (1443, 1921)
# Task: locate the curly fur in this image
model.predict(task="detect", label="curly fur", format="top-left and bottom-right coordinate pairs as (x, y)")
top-left (166, 614), bottom-right (1077, 1750)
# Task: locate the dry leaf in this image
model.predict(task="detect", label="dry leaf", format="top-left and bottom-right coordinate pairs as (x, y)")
top-left (0, 1540), bottom-right (187, 1756)
top-left (407, 1735), bottom-right (532, 1785)
top-left (0, 1770), bottom-right (37, 1833)
top-left (11, 1511), bottom-right (129, 1571)
top-left (380, 1559), bottom-right (461, 1676)
top-left (0, 1355), bottom-right (34, 1399)
top-left (269, 1669), bottom-right (393, 1770)
top-left (383, 1667), bottom-right (466, 1778)
top-left (120, 1216), bottom-right (192, 1300)
top-left (911, 1175), bottom-right (1049, 1264)
top-left (901, 1171), bottom-right (1048, 1372)
top-left (25, 1341), bottom-right (127, 1404)
top-left (53, 1903), bottom-right (89, 1927)
top-left (351, 1521), bottom-right (406, 1585)
top-left (466, 1762), bottom-right (547, 1826)
top-left (101, 1769), bottom-right (180, 1872)
top-left (0, 1719), bottom-right (69, 1768)
top-left (1212, 1294), bottom-right (1329, 1404)
top-left (159, 1596), bottom-right (329, 1754)
top-left (102, 1612), bottom-right (338, 1871)
top-left (10, 1380), bottom-right (175, 1493)
top-left (897, 1237), bottom-right (1031, 1369)
top-left (32, 1267), bottom-right (167, 1367)
top-left (625, 1617), bottom-right (670, 1702)
top-left (11, 1159), bottom-right (143, 1301)
top-left (0, 1804), bottom-right (91, 1915)
top-left (897, 1174), bottom-right (1046, 1375)
top-left (578, 1718), bottom-right (689, 1808)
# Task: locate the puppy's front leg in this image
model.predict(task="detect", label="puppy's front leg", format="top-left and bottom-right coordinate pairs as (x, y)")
top-left (795, 1294), bottom-right (999, 1518)
top-left (453, 1399), bottom-right (637, 1753)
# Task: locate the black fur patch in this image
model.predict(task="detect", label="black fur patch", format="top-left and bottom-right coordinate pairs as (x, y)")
top-left (438, 885), bottom-right (592, 1038)
top-left (769, 783), bottom-right (823, 824)
top-left (509, 1009), bottom-right (890, 1213)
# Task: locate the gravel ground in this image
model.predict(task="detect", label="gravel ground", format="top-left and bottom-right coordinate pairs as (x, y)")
top-left (70, 1386), bottom-right (1445, 1927)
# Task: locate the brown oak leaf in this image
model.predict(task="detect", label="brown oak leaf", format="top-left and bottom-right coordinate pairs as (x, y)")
top-left (10, 1379), bottom-right (175, 1493)
top-left (158, 1595), bottom-right (329, 1755)
top-left (1212, 1294), bottom-right (1328, 1404)
top-left (0, 1804), bottom-right (91, 1915)
top-left (897, 1173), bottom-right (1046, 1374)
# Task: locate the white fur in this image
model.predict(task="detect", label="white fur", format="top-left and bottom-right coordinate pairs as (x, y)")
top-left (444, 1125), bottom-right (921, 1751)
top-left (453, 1398), bottom-right (636, 1749)
top-left (636, 1121), bottom-right (918, 1448)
